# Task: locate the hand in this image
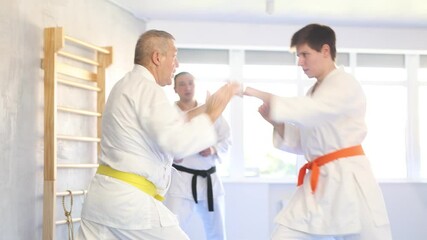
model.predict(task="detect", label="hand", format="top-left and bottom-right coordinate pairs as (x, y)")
top-left (199, 147), bottom-right (214, 157)
top-left (258, 102), bottom-right (274, 124)
top-left (205, 82), bottom-right (241, 122)
top-left (226, 81), bottom-right (243, 96)
top-left (186, 82), bottom-right (241, 122)
top-left (173, 158), bottom-right (184, 163)
top-left (235, 83), bottom-right (245, 97)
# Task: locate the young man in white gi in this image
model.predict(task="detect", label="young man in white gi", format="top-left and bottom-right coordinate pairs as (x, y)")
top-left (165, 72), bottom-right (231, 240)
top-left (244, 23), bottom-right (392, 240)
top-left (76, 30), bottom-right (240, 240)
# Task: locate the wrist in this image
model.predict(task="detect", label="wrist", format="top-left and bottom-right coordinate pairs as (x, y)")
top-left (210, 146), bottom-right (217, 155)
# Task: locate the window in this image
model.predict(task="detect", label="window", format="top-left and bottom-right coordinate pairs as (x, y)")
top-left (363, 86), bottom-right (407, 178)
top-left (419, 55), bottom-right (427, 82)
top-left (171, 48), bottom-right (232, 175)
top-left (242, 50), bottom-right (300, 178)
top-left (168, 48), bottom-right (426, 181)
top-left (419, 55), bottom-right (427, 177)
top-left (168, 48), bottom-right (231, 103)
top-left (243, 50), bottom-right (298, 80)
top-left (355, 53), bottom-right (407, 179)
top-left (356, 54), bottom-right (406, 82)
top-left (242, 83), bottom-right (298, 177)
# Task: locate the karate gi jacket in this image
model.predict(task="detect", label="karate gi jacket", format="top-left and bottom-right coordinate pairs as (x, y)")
top-left (167, 102), bottom-right (231, 201)
top-left (80, 65), bottom-right (218, 230)
top-left (271, 67), bottom-right (390, 235)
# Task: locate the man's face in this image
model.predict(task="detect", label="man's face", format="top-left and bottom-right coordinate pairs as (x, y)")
top-left (296, 43), bottom-right (327, 80)
top-left (158, 40), bottom-right (179, 86)
top-left (174, 74), bottom-right (195, 102)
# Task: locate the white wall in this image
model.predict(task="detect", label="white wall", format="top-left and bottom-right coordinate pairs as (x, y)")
top-left (184, 182), bottom-right (427, 240)
top-left (0, 0), bottom-right (145, 239)
top-left (146, 20), bottom-right (427, 52)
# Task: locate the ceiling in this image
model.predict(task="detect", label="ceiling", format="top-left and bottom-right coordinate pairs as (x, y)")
top-left (109, 0), bottom-right (427, 28)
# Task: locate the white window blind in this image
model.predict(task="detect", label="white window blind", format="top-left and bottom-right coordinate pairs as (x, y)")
top-left (245, 50), bottom-right (295, 65)
top-left (357, 53), bottom-right (405, 67)
top-left (178, 48), bottom-right (229, 64)
top-left (420, 55), bottom-right (427, 68)
top-left (336, 53), bottom-right (350, 66)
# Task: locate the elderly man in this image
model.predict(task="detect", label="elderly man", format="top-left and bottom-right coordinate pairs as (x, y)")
top-left (77, 30), bottom-right (240, 240)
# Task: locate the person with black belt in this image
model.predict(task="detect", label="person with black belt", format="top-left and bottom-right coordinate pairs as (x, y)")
top-left (165, 72), bottom-right (231, 240)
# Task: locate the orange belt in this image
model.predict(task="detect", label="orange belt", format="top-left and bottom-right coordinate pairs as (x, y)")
top-left (297, 145), bottom-right (365, 193)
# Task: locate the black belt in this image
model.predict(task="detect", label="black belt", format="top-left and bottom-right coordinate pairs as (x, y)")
top-left (172, 164), bottom-right (216, 212)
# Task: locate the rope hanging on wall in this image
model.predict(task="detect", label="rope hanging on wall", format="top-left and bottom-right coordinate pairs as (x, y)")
top-left (62, 190), bottom-right (74, 240)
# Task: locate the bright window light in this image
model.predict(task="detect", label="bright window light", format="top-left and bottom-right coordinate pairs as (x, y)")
top-left (243, 65), bottom-right (297, 80)
top-left (243, 83), bottom-right (298, 178)
top-left (363, 85), bottom-right (407, 178)
top-left (355, 67), bottom-right (406, 82)
top-left (419, 68), bottom-right (427, 82)
top-left (168, 48), bottom-right (426, 182)
top-left (420, 87), bottom-right (427, 177)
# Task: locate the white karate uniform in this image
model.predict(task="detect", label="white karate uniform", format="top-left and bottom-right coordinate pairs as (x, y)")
top-left (165, 103), bottom-right (231, 240)
top-left (77, 65), bottom-right (218, 240)
top-left (270, 67), bottom-right (392, 240)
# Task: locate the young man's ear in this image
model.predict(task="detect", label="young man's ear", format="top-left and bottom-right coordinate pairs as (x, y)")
top-left (321, 44), bottom-right (331, 58)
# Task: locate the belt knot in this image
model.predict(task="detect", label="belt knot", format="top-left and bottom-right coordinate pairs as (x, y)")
top-left (173, 164), bottom-right (216, 211)
top-left (297, 145), bottom-right (364, 193)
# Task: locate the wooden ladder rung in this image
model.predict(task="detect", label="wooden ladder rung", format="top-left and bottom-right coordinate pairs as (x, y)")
top-left (57, 135), bottom-right (101, 142)
top-left (56, 190), bottom-right (88, 197)
top-left (57, 77), bottom-right (101, 92)
top-left (55, 218), bottom-right (81, 225)
top-left (57, 163), bottom-right (99, 169)
top-left (58, 50), bottom-right (99, 66)
top-left (64, 35), bottom-right (110, 54)
top-left (57, 63), bottom-right (97, 81)
top-left (57, 106), bottom-right (101, 117)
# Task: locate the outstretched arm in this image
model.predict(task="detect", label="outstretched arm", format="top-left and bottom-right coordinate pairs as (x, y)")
top-left (244, 86), bottom-right (273, 103)
top-left (245, 87), bottom-right (285, 138)
top-left (186, 82), bottom-right (241, 122)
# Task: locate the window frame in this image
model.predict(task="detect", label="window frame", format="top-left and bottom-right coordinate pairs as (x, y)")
top-left (172, 47), bottom-right (427, 182)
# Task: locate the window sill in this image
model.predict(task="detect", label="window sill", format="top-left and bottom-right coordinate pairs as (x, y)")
top-left (221, 176), bottom-right (427, 184)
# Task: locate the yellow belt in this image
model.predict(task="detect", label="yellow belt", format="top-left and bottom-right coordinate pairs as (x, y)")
top-left (96, 165), bottom-right (164, 201)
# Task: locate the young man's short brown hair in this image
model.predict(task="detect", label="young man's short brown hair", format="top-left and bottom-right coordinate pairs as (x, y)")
top-left (290, 24), bottom-right (337, 61)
